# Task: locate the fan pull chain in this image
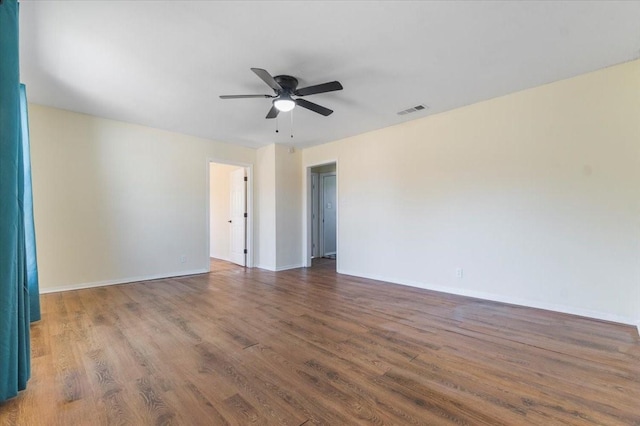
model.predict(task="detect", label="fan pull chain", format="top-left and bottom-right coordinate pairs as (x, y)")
top-left (275, 116), bottom-right (279, 133)
top-left (290, 109), bottom-right (294, 139)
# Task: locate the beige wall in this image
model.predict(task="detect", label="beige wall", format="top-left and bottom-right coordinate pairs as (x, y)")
top-left (255, 144), bottom-right (277, 270)
top-left (275, 144), bottom-right (303, 270)
top-left (29, 104), bottom-right (255, 291)
top-left (303, 59), bottom-right (640, 325)
top-left (209, 163), bottom-right (243, 261)
top-left (254, 144), bottom-right (304, 271)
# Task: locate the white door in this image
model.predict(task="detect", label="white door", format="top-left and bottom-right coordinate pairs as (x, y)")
top-left (229, 168), bottom-right (246, 266)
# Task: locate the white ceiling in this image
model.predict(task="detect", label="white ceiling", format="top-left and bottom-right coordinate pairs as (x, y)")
top-left (19, 1), bottom-right (640, 149)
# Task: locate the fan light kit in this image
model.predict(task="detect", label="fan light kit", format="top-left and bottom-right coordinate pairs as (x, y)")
top-left (220, 68), bottom-right (343, 119)
top-left (274, 96), bottom-right (295, 112)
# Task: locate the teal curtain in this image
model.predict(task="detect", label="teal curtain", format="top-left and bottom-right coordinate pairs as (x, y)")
top-left (1, 0), bottom-right (40, 402)
top-left (20, 84), bottom-right (41, 322)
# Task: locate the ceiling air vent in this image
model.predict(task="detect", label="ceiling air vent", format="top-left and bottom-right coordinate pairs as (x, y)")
top-left (397, 104), bottom-right (429, 116)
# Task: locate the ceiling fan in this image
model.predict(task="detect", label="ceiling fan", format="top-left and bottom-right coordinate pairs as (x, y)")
top-left (220, 68), bottom-right (343, 119)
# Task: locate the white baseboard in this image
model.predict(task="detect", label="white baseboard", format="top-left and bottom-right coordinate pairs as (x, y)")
top-left (39, 268), bottom-right (209, 294)
top-left (210, 256), bottom-right (231, 262)
top-left (338, 268), bottom-right (639, 329)
top-left (254, 264), bottom-right (276, 271)
top-left (274, 264), bottom-right (304, 272)
top-left (254, 263), bottom-right (303, 272)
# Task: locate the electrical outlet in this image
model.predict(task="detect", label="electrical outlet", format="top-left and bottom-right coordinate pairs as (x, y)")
top-left (180, 255), bottom-right (186, 264)
top-left (456, 268), bottom-right (463, 278)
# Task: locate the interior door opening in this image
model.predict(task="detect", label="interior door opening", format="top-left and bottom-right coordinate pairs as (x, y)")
top-left (208, 161), bottom-right (252, 270)
top-left (308, 162), bottom-right (337, 269)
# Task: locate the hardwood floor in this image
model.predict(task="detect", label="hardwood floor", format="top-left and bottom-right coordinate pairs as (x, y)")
top-left (1, 259), bottom-right (639, 425)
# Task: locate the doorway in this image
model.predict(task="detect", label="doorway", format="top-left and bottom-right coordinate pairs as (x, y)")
top-left (208, 161), bottom-right (253, 269)
top-left (308, 162), bottom-right (337, 268)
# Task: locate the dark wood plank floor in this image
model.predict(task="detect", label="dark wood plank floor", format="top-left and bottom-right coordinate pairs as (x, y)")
top-left (1, 258), bottom-right (639, 425)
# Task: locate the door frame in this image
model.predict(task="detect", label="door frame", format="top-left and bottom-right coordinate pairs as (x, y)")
top-left (304, 160), bottom-right (338, 268)
top-left (207, 159), bottom-right (254, 270)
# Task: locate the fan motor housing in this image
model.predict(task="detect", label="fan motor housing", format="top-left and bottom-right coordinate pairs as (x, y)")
top-left (274, 75), bottom-right (298, 93)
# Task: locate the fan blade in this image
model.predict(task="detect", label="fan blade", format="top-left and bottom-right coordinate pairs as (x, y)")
top-left (295, 98), bottom-right (333, 116)
top-left (251, 68), bottom-right (282, 91)
top-left (265, 105), bottom-right (279, 119)
top-left (294, 81), bottom-right (343, 96)
top-left (220, 94), bottom-right (273, 99)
